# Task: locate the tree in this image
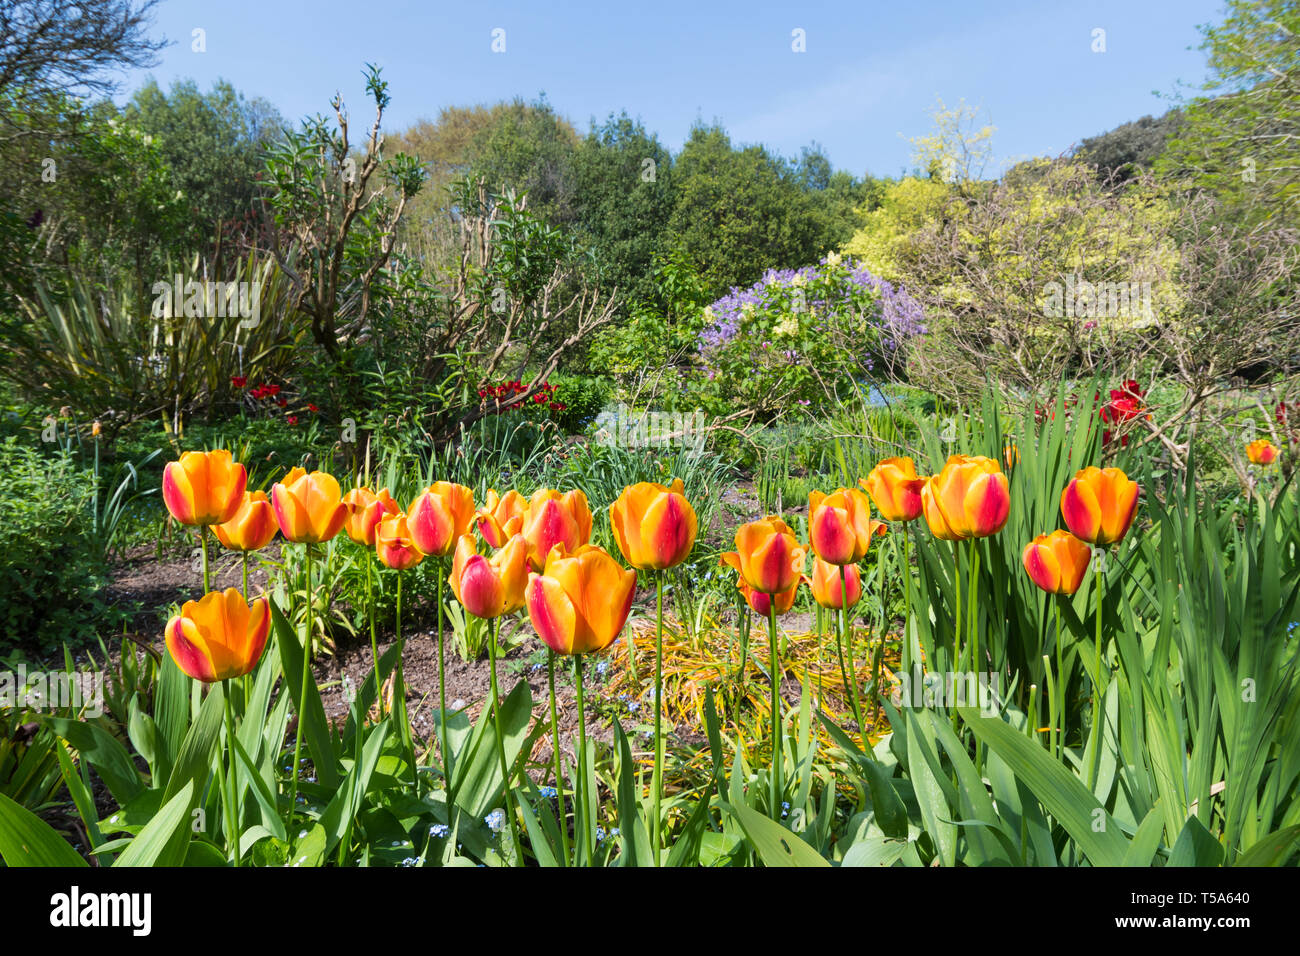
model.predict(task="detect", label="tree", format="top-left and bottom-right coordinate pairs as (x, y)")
top-left (0, 0), bottom-right (166, 108)
top-left (124, 78), bottom-right (283, 253)
top-left (1075, 111), bottom-right (1182, 182)
top-left (1157, 0), bottom-right (1300, 226)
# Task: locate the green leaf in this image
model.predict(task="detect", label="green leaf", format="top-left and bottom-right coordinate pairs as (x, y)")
top-left (163, 681), bottom-right (225, 805)
top-left (114, 781), bottom-right (195, 867)
top-left (1168, 815), bottom-right (1225, 867)
top-left (0, 791), bottom-right (87, 867)
top-left (272, 598), bottom-right (340, 789)
top-left (842, 835), bottom-right (910, 867)
top-left (43, 717), bottom-right (143, 806)
top-left (722, 800), bottom-right (829, 867)
top-left (1233, 826), bottom-right (1300, 867)
top-left (54, 740), bottom-right (103, 853)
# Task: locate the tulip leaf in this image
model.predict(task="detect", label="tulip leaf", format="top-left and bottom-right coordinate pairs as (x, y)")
top-left (272, 599), bottom-right (340, 789)
top-left (43, 716), bottom-right (144, 807)
top-left (230, 730), bottom-right (287, 843)
top-left (320, 719), bottom-right (389, 855)
top-left (666, 785), bottom-right (713, 867)
top-left (516, 778), bottom-right (562, 868)
top-left (1167, 814), bottom-right (1225, 867)
top-left (842, 835), bottom-right (910, 867)
top-left (154, 653), bottom-right (190, 779)
top-left (721, 799), bottom-right (829, 867)
top-left (1233, 825), bottom-right (1300, 866)
top-left (1123, 803), bottom-right (1168, 867)
top-left (114, 781), bottom-right (194, 867)
top-left (0, 791), bottom-right (88, 867)
top-left (613, 721), bottom-right (654, 867)
top-left (54, 739), bottom-right (104, 854)
top-left (817, 710), bottom-right (908, 840)
top-left (163, 680), bottom-right (225, 805)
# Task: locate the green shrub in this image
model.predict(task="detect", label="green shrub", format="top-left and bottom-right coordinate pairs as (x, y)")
top-left (0, 439), bottom-right (108, 655)
top-left (548, 372), bottom-right (614, 433)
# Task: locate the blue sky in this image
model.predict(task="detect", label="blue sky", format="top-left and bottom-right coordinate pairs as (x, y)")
top-left (118, 0), bottom-right (1224, 177)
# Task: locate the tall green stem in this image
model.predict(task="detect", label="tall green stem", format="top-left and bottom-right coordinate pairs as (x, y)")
top-left (767, 600), bottom-right (783, 819)
top-left (365, 554), bottom-right (379, 718)
top-left (436, 559), bottom-right (451, 797)
top-left (839, 564), bottom-right (864, 734)
top-left (574, 654), bottom-right (591, 865)
top-left (487, 615), bottom-right (520, 864)
top-left (901, 525), bottom-right (913, 677)
top-left (1055, 598), bottom-right (1064, 761)
top-left (951, 542), bottom-right (962, 732)
top-left (1088, 563), bottom-right (1105, 791)
top-left (652, 571), bottom-right (665, 864)
top-left (241, 550), bottom-right (249, 600)
top-left (200, 524), bottom-right (210, 593)
top-left (395, 570), bottom-right (418, 798)
top-left (222, 680), bottom-right (240, 865)
top-left (548, 651), bottom-right (570, 866)
top-left (287, 543), bottom-right (313, 823)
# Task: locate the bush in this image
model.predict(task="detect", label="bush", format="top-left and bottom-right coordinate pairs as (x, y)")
top-left (0, 439), bottom-right (107, 655)
top-left (548, 372), bottom-right (613, 433)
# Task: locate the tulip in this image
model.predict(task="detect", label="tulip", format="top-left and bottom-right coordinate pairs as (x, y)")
top-left (860, 457), bottom-right (925, 523)
top-left (475, 489), bottom-right (527, 548)
top-left (271, 469), bottom-right (347, 544)
top-left (408, 482), bottom-right (476, 558)
top-left (521, 489), bottom-right (593, 570)
top-left (1003, 443), bottom-right (1020, 468)
top-left (449, 533), bottom-right (528, 619)
top-left (735, 576), bottom-right (799, 616)
top-left (808, 556), bottom-right (861, 610)
top-left (720, 516), bottom-right (805, 594)
top-left (808, 488), bottom-right (885, 565)
top-left (375, 512), bottom-right (424, 571)
top-left (165, 588), bottom-right (270, 683)
top-left (1060, 466), bottom-right (1139, 547)
top-left (1247, 438), bottom-right (1279, 465)
top-left (610, 479), bottom-right (698, 571)
top-left (342, 486), bottom-right (399, 547)
top-left (213, 490), bottom-right (277, 553)
top-left (921, 455), bottom-right (1011, 541)
top-left (526, 542), bottom-right (635, 864)
top-left (162, 449), bottom-right (247, 526)
top-left (1022, 530), bottom-right (1091, 596)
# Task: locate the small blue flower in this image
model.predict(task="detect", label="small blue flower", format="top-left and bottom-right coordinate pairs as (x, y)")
top-left (485, 809), bottom-right (506, 834)
top-left (781, 801), bottom-right (790, 819)
top-left (539, 786), bottom-right (557, 799)
top-left (595, 826), bottom-right (607, 843)
top-left (429, 824), bottom-right (449, 838)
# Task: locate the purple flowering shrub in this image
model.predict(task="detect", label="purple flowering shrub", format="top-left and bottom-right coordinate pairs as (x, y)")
top-left (694, 255), bottom-right (925, 416)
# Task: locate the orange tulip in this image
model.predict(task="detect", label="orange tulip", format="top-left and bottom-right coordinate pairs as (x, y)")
top-left (408, 482), bottom-right (476, 558)
top-left (921, 455), bottom-right (1011, 540)
top-left (271, 469), bottom-right (347, 544)
top-left (1021, 530), bottom-right (1091, 596)
top-left (808, 488), bottom-right (885, 565)
top-left (449, 533), bottom-right (528, 619)
top-left (475, 489), bottom-right (527, 548)
top-left (807, 556), bottom-right (861, 610)
top-left (610, 478), bottom-right (698, 571)
top-left (1060, 466), bottom-right (1139, 547)
top-left (162, 449), bottom-right (247, 526)
top-left (735, 576), bottom-right (800, 616)
top-left (860, 457), bottom-right (926, 523)
top-left (1247, 439), bottom-right (1279, 465)
top-left (521, 488), bottom-right (593, 570)
top-left (526, 544), bottom-right (637, 655)
top-left (342, 486), bottom-right (399, 547)
top-left (212, 490), bottom-right (277, 552)
top-left (165, 588), bottom-right (270, 682)
top-left (720, 516), bottom-right (805, 594)
top-left (1003, 443), bottom-right (1021, 468)
top-left (376, 512), bottom-right (424, 570)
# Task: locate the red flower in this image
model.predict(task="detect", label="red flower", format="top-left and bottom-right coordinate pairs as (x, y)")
top-left (307, 403), bottom-right (319, 413)
top-left (231, 376), bottom-right (247, 388)
top-left (277, 398), bottom-right (287, 408)
top-left (550, 402), bottom-right (566, 411)
top-left (286, 416), bottom-right (299, 426)
top-left (1100, 380), bottom-right (1147, 446)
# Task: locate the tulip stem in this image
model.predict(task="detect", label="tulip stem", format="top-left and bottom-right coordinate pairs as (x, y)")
top-left (901, 525), bottom-right (912, 678)
top-left (222, 680), bottom-right (241, 865)
top-left (487, 615), bottom-right (520, 864)
top-left (366, 554), bottom-right (380, 718)
top-left (396, 570), bottom-right (419, 799)
top-left (839, 564), bottom-right (864, 736)
top-left (574, 654), bottom-right (592, 866)
top-left (1055, 599), bottom-right (1064, 761)
top-left (547, 650), bottom-right (570, 866)
top-left (952, 542), bottom-right (962, 733)
top-left (241, 550), bottom-right (249, 601)
top-left (200, 524), bottom-right (210, 593)
top-left (652, 571), bottom-right (665, 865)
top-left (437, 559), bottom-right (451, 800)
top-left (287, 543), bottom-right (313, 825)
top-left (767, 601), bottom-right (783, 820)
top-left (1088, 564), bottom-right (1104, 792)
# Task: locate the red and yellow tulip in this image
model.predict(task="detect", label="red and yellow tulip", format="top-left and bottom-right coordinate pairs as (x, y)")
top-left (610, 478), bottom-right (698, 570)
top-left (408, 482), bottom-right (476, 558)
top-left (376, 512), bottom-right (424, 571)
top-left (521, 488), bottom-right (594, 570)
top-left (164, 588), bottom-right (270, 682)
top-left (475, 489), bottom-right (527, 548)
top-left (449, 533), bottom-right (528, 619)
top-left (860, 457), bottom-right (926, 523)
top-left (720, 516), bottom-right (805, 594)
top-left (1247, 438), bottom-right (1279, 465)
top-left (162, 449), bottom-right (247, 526)
top-left (735, 576), bottom-right (800, 616)
top-left (808, 487), bottom-right (885, 565)
top-left (212, 490), bottom-right (277, 552)
top-left (1022, 530), bottom-right (1091, 596)
top-left (271, 469), bottom-right (347, 544)
top-left (921, 455), bottom-right (1011, 540)
top-left (342, 486), bottom-right (400, 547)
top-left (526, 544), bottom-right (636, 655)
top-left (1060, 466), bottom-right (1139, 547)
top-left (807, 556), bottom-right (861, 610)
